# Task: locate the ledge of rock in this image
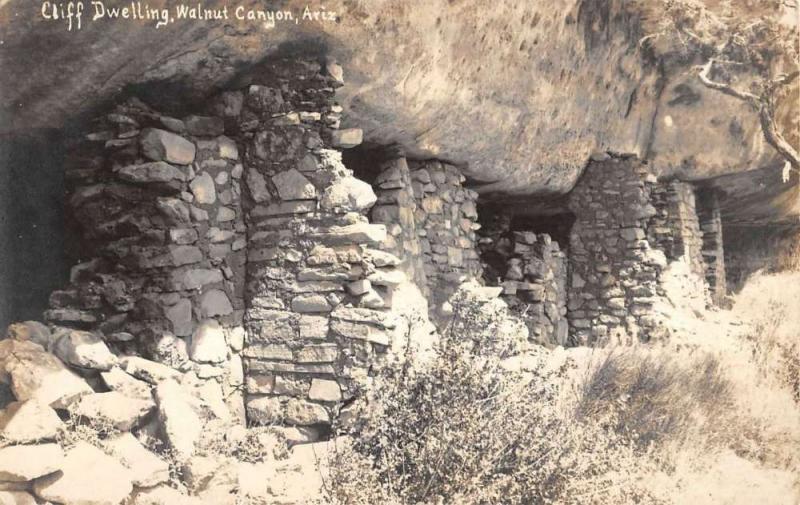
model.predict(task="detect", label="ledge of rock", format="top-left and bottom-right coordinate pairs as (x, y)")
top-left (1, 0), bottom-right (796, 210)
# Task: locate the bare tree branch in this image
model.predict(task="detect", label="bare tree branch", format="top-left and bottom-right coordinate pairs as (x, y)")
top-left (696, 59), bottom-right (800, 170)
top-left (758, 103), bottom-right (800, 170)
top-left (696, 60), bottom-right (761, 104)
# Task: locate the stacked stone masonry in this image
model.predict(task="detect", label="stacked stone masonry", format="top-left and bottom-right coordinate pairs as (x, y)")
top-left (47, 100), bottom-right (248, 422)
top-left (488, 232), bottom-right (569, 347)
top-left (648, 180), bottom-right (709, 304)
top-left (235, 59), bottom-right (406, 429)
top-left (408, 160), bottom-right (483, 316)
top-left (696, 189), bottom-right (727, 304)
top-left (369, 157), bottom-right (429, 292)
top-left (566, 155), bottom-right (670, 346)
top-left (44, 58), bottom-right (414, 431)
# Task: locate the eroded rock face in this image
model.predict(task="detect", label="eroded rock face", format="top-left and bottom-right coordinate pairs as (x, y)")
top-left (0, 0), bottom-right (795, 207)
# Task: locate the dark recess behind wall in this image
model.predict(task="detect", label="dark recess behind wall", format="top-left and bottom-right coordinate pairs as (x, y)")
top-left (0, 131), bottom-right (68, 330)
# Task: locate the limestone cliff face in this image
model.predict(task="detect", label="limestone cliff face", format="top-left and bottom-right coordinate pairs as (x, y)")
top-left (0, 0), bottom-right (797, 216)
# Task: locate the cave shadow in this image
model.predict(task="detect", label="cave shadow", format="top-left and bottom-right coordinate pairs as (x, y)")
top-left (0, 131), bottom-right (68, 330)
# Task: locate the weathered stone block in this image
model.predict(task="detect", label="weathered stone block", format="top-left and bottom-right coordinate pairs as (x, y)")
top-left (190, 172), bottom-right (217, 204)
top-left (321, 176), bottom-right (377, 212)
top-left (200, 290), bottom-right (233, 318)
top-left (141, 128), bottom-right (196, 165)
top-left (119, 161), bottom-right (188, 184)
top-left (331, 320), bottom-right (389, 346)
top-left (330, 128), bottom-right (363, 148)
top-left (166, 298), bottom-right (193, 337)
top-left (308, 379), bottom-right (342, 402)
top-left (246, 396), bottom-right (283, 425)
top-left (292, 295), bottom-right (332, 313)
top-left (190, 320), bottom-right (228, 364)
top-left (272, 169), bottom-right (317, 201)
top-left (295, 344), bottom-right (339, 363)
top-left (285, 399), bottom-right (329, 425)
top-left (298, 316), bottom-right (329, 339)
top-left (243, 344), bottom-right (293, 361)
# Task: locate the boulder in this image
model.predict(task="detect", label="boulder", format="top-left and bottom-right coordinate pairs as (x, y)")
top-left (119, 356), bottom-right (181, 384)
top-left (189, 320), bottom-right (228, 364)
top-left (271, 169), bottom-right (317, 201)
top-left (52, 329), bottom-right (117, 371)
top-left (100, 367), bottom-right (152, 400)
top-left (0, 400), bottom-right (63, 443)
top-left (70, 391), bottom-right (155, 431)
top-left (321, 176), bottom-right (377, 212)
top-left (104, 433), bottom-right (169, 487)
top-left (32, 442), bottom-right (133, 505)
top-left (1, 339), bottom-right (93, 408)
top-left (140, 128), bottom-right (196, 165)
top-left (0, 444), bottom-right (63, 482)
top-left (154, 380), bottom-right (202, 461)
top-left (5, 321), bottom-right (52, 348)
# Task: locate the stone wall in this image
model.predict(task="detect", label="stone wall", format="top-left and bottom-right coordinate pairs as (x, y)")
top-left (42, 59), bottom-right (417, 432)
top-left (369, 156), bottom-right (428, 291)
top-left (495, 233), bottom-right (568, 346)
top-left (233, 59), bottom-right (407, 431)
top-left (408, 160), bottom-right (483, 316)
top-left (45, 99), bottom-right (248, 422)
top-left (648, 180), bottom-right (708, 296)
top-left (696, 189), bottom-right (727, 304)
top-left (566, 155), bottom-right (668, 345)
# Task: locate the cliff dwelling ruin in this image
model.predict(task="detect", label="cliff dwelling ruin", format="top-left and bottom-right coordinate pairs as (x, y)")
top-left (0, 0), bottom-right (798, 503)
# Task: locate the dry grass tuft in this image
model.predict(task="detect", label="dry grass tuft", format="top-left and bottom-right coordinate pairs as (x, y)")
top-left (575, 349), bottom-right (735, 450)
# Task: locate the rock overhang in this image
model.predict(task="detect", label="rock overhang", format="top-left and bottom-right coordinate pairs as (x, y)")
top-left (0, 0), bottom-right (797, 222)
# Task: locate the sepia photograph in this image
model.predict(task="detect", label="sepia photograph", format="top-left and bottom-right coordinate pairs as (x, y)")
top-left (0, 1), bottom-right (798, 503)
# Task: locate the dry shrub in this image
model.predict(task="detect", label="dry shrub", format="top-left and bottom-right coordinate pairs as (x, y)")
top-left (326, 292), bottom-right (665, 505)
top-left (748, 301), bottom-right (800, 404)
top-left (195, 425), bottom-right (290, 463)
top-left (56, 411), bottom-right (121, 450)
top-left (575, 349), bottom-right (735, 450)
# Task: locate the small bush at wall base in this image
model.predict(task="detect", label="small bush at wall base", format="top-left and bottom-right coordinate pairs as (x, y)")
top-left (325, 312), bottom-right (666, 504)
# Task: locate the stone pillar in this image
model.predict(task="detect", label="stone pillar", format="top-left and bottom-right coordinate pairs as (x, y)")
top-left (408, 160), bottom-right (483, 316)
top-left (696, 188), bottom-right (727, 304)
top-left (46, 99), bottom-right (247, 422)
top-left (566, 155), bottom-right (666, 345)
top-left (649, 181), bottom-right (707, 285)
top-left (370, 156), bottom-right (428, 292)
top-left (235, 59), bottom-right (408, 432)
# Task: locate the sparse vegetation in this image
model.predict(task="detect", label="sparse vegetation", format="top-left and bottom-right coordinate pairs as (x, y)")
top-left (56, 411), bottom-right (121, 450)
top-left (747, 301), bottom-right (800, 404)
top-left (326, 293), bottom-right (667, 505)
top-left (575, 349), bottom-right (735, 449)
